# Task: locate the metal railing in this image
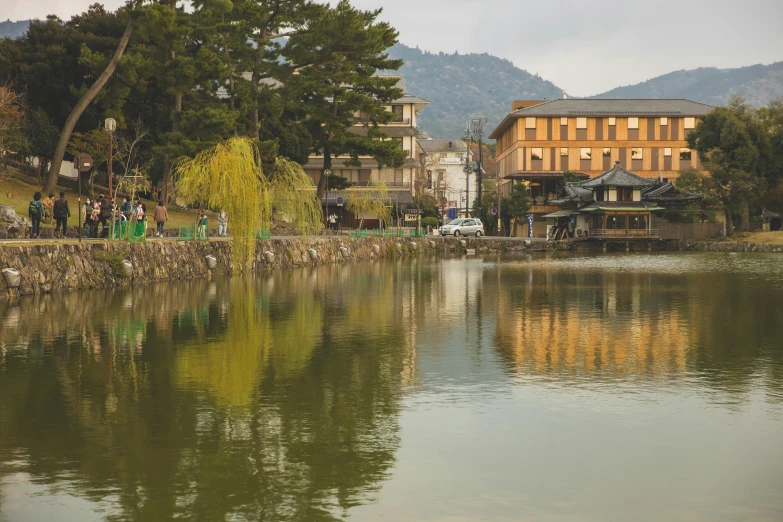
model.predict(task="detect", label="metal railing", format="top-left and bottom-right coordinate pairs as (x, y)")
top-left (593, 229), bottom-right (660, 239)
top-left (355, 117), bottom-right (410, 125)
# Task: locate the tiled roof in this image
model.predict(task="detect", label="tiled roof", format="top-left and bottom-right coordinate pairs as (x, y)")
top-left (417, 139), bottom-right (468, 153)
top-left (509, 98), bottom-right (713, 116)
top-left (504, 171), bottom-right (590, 180)
top-left (643, 182), bottom-right (702, 202)
top-left (489, 98), bottom-right (713, 138)
top-left (549, 184), bottom-right (595, 205)
top-left (579, 201), bottom-right (664, 212)
top-left (577, 162), bottom-right (658, 188)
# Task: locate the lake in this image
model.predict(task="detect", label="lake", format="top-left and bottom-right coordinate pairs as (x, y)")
top-left (1, 253), bottom-right (782, 521)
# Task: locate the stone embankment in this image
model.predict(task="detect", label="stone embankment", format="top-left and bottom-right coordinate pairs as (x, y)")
top-left (0, 236), bottom-right (533, 297)
top-left (662, 240), bottom-right (783, 253)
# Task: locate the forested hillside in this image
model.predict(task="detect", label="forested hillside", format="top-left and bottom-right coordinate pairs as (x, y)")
top-left (388, 44), bottom-right (564, 138)
top-left (0, 19), bottom-right (30, 39)
top-left (595, 62), bottom-right (783, 107)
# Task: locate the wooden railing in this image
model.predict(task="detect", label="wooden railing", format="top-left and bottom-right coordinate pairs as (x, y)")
top-left (593, 229), bottom-right (660, 239)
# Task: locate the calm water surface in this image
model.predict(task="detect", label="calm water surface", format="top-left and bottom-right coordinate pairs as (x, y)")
top-left (1, 253), bottom-right (782, 522)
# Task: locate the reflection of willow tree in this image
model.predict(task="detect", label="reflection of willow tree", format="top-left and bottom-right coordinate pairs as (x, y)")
top-left (0, 263), bottom-right (418, 521)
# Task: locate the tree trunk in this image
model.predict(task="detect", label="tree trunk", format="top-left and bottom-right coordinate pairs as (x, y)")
top-left (725, 209), bottom-right (734, 237)
top-left (740, 201), bottom-right (750, 232)
top-left (45, 17), bottom-right (137, 194)
top-left (251, 30), bottom-right (267, 141)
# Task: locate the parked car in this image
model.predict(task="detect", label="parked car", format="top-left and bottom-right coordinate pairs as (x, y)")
top-left (439, 218), bottom-right (484, 237)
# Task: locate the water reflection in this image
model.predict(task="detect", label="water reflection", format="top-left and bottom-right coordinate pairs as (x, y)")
top-left (1, 253), bottom-right (782, 521)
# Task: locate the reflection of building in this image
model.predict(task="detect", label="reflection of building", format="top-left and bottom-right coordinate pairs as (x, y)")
top-left (302, 75), bottom-right (429, 226)
top-left (490, 99), bottom-right (713, 237)
top-left (417, 139), bottom-right (473, 216)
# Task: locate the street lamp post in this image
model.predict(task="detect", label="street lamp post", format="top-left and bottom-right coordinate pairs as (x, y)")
top-left (323, 168), bottom-right (331, 229)
top-left (105, 118), bottom-right (117, 200)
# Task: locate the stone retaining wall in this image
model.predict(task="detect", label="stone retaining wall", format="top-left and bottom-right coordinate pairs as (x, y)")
top-left (662, 240), bottom-right (783, 254)
top-left (0, 237), bottom-right (536, 298)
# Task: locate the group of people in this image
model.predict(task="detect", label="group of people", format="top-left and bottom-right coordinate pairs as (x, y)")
top-left (27, 190), bottom-right (229, 240)
top-left (28, 191), bottom-right (70, 238)
top-left (28, 190), bottom-right (172, 239)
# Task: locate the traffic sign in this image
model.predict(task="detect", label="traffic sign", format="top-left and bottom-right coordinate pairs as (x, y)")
top-left (336, 196), bottom-right (344, 207)
top-left (491, 207), bottom-right (498, 216)
top-left (74, 153), bottom-right (94, 173)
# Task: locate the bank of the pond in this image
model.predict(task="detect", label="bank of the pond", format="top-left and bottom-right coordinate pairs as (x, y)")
top-left (0, 237), bottom-right (534, 297)
top-left (662, 239), bottom-right (783, 253)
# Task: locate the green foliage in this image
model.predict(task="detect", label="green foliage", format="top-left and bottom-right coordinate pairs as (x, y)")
top-left (269, 157), bottom-right (322, 236)
top-left (413, 193), bottom-right (438, 218)
top-left (94, 249), bottom-right (130, 279)
top-left (500, 182), bottom-right (531, 234)
top-left (686, 96), bottom-right (770, 233)
top-left (421, 217), bottom-right (439, 228)
top-left (675, 167), bottom-right (718, 223)
top-left (346, 183), bottom-right (391, 230)
top-left (174, 137), bottom-right (271, 266)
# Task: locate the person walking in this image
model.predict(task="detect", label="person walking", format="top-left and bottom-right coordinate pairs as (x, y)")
top-left (28, 192), bottom-right (44, 239)
top-left (154, 201), bottom-right (168, 237)
top-left (42, 193), bottom-right (55, 221)
top-left (218, 209), bottom-right (228, 237)
top-left (90, 200), bottom-right (101, 238)
top-left (197, 210), bottom-right (208, 239)
top-left (99, 195), bottom-right (112, 237)
top-left (120, 197), bottom-right (131, 221)
top-left (53, 191), bottom-right (70, 238)
top-left (83, 198), bottom-right (93, 237)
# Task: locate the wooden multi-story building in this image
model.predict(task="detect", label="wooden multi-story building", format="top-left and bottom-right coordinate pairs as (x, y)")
top-left (489, 98), bottom-right (713, 236)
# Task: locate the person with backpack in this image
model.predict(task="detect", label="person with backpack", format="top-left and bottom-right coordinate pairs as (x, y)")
top-left (153, 201), bottom-right (168, 237)
top-left (28, 192), bottom-right (44, 239)
top-left (53, 191), bottom-right (70, 238)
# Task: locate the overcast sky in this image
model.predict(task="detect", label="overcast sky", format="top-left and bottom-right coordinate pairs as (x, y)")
top-left (6, 0), bottom-right (783, 96)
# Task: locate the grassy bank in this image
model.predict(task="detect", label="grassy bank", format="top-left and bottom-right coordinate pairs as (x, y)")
top-left (1, 173), bottom-right (202, 230)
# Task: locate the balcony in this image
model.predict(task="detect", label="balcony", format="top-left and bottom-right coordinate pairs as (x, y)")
top-left (355, 117), bottom-right (411, 125)
top-left (592, 229), bottom-right (660, 239)
top-left (350, 181), bottom-right (410, 189)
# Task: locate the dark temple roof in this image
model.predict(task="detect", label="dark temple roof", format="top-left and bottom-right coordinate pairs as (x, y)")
top-left (577, 162), bottom-right (658, 188)
top-left (549, 184), bottom-right (593, 205)
top-left (642, 182), bottom-right (703, 202)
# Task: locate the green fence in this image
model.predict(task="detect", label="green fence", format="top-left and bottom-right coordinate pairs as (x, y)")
top-left (409, 229), bottom-right (426, 238)
top-left (109, 220), bottom-right (146, 242)
top-left (256, 228), bottom-right (271, 239)
top-left (350, 228), bottom-right (368, 238)
top-left (179, 225), bottom-right (195, 240)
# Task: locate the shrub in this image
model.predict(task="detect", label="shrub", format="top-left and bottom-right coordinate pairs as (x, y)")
top-left (421, 217), bottom-right (439, 228)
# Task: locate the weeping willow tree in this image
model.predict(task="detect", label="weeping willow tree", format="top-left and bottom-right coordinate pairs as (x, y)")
top-left (346, 182), bottom-right (392, 230)
top-left (269, 157), bottom-right (323, 235)
top-left (174, 137), bottom-right (271, 267)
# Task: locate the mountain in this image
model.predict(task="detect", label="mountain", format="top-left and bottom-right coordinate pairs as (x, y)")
top-left (388, 43), bottom-right (565, 139)
top-left (594, 62), bottom-right (783, 107)
top-left (0, 19), bottom-right (30, 39)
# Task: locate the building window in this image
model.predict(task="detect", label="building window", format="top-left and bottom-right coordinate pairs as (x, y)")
top-left (525, 117), bottom-right (536, 129)
top-left (628, 117), bottom-right (639, 129)
top-left (576, 117), bottom-right (587, 129)
top-left (660, 117), bottom-right (668, 126)
top-left (631, 147), bottom-right (643, 160)
top-left (618, 187), bottom-right (634, 202)
top-left (393, 137), bottom-right (404, 149)
top-left (580, 148), bottom-right (591, 160)
top-left (391, 105), bottom-right (404, 122)
top-left (531, 148), bottom-right (543, 160)
top-left (603, 147), bottom-right (611, 157)
top-left (664, 148), bottom-right (672, 157)
top-left (560, 117), bottom-right (568, 125)
top-left (560, 147), bottom-right (569, 157)
top-left (608, 117), bottom-right (616, 126)
top-left (595, 188), bottom-right (605, 202)
top-left (684, 117), bottom-right (696, 129)
top-left (680, 148), bottom-right (692, 160)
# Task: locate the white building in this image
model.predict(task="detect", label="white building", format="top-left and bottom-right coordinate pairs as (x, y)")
top-left (417, 139), bottom-right (474, 217)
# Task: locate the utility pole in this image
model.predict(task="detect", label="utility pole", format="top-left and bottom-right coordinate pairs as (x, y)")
top-left (471, 117), bottom-right (487, 221)
top-left (462, 123), bottom-right (472, 218)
